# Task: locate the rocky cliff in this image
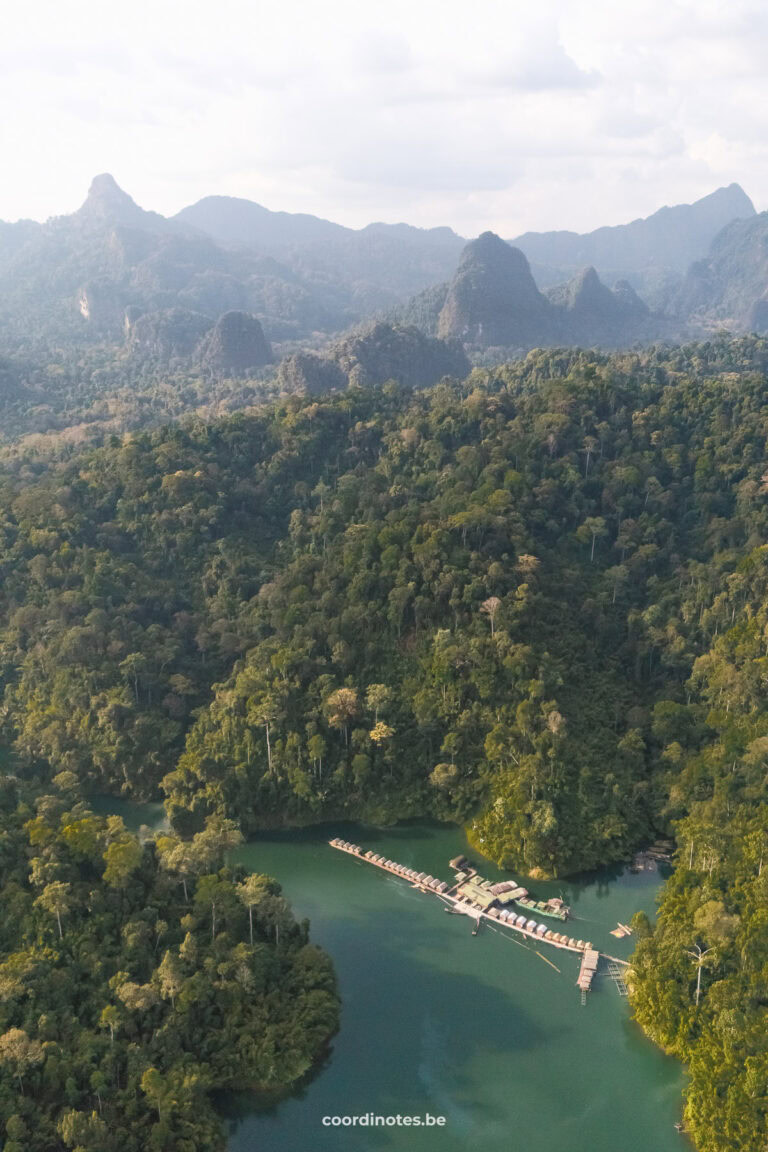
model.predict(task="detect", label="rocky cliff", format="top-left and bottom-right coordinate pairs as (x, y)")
top-left (125, 308), bottom-right (213, 360)
top-left (548, 267), bottom-right (653, 345)
top-left (434, 234), bottom-right (661, 350)
top-left (438, 233), bottom-right (553, 346)
top-left (673, 212), bottom-right (768, 331)
top-left (277, 322), bottom-right (469, 395)
top-left (197, 311), bottom-right (273, 375)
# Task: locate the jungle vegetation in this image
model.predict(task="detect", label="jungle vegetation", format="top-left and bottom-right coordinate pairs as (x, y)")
top-left (2, 334), bottom-right (768, 1146)
top-left (0, 771), bottom-right (338, 1151)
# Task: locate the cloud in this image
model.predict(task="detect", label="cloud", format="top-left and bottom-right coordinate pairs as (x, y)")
top-left (0, 0), bottom-right (765, 235)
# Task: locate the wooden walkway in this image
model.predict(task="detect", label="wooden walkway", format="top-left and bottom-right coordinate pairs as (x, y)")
top-left (329, 839), bottom-right (591, 957)
top-left (608, 961), bottom-right (629, 996)
top-left (328, 841), bottom-right (643, 1003)
top-left (577, 948), bottom-right (600, 1000)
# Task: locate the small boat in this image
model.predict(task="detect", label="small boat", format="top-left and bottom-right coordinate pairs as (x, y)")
top-left (514, 894), bottom-right (570, 921)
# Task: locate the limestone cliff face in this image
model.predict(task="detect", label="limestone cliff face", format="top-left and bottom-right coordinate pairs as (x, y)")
top-left (746, 297), bottom-right (768, 334)
top-left (196, 311), bottom-right (273, 376)
top-left (435, 234), bottom-right (660, 349)
top-left (77, 280), bottom-right (125, 331)
top-left (547, 266), bottom-right (653, 345)
top-left (438, 232), bottom-right (553, 346)
top-left (125, 308), bottom-right (213, 360)
top-left (333, 322), bottom-right (469, 389)
top-left (277, 352), bottom-right (348, 396)
top-left (276, 322), bottom-right (469, 396)
top-left (549, 266), bottom-right (619, 315)
top-left (674, 212), bottom-right (768, 331)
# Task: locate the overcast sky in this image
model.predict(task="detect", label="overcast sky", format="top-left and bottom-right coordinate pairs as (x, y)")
top-left (2, 0), bottom-right (766, 235)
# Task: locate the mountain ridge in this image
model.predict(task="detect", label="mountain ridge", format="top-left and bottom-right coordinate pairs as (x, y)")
top-left (510, 183), bottom-right (756, 287)
top-left (0, 174), bottom-right (761, 357)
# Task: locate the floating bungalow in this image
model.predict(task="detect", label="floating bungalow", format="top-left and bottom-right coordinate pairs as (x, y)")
top-left (328, 839), bottom-right (589, 962)
top-left (450, 859), bottom-right (570, 921)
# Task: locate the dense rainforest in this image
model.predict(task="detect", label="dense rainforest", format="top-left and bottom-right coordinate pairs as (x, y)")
top-left (629, 547), bottom-right (768, 1151)
top-left (0, 771), bottom-right (338, 1151)
top-left (0, 340), bottom-right (279, 453)
top-left (2, 335), bottom-right (768, 1146)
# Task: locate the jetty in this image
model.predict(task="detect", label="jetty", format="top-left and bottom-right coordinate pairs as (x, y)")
top-left (329, 839), bottom-right (638, 1003)
top-left (608, 961), bottom-right (629, 996)
top-left (329, 839), bottom-right (590, 957)
top-left (577, 947), bottom-right (600, 1004)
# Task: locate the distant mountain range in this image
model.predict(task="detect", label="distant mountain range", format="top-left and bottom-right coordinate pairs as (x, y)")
top-left (510, 183), bottom-right (756, 300)
top-left (175, 196), bottom-right (465, 306)
top-left (671, 211), bottom-right (768, 330)
top-left (0, 174), bottom-right (766, 367)
top-left (401, 231), bottom-right (664, 350)
top-left (0, 175), bottom-right (377, 343)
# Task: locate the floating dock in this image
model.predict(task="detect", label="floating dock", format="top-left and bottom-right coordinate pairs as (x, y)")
top-left (329, 839), bottom-right (591, 958)
top-left (577, 948), bottom-right (600, 1002)
top-left (607, 961), bottom-right (629, 996)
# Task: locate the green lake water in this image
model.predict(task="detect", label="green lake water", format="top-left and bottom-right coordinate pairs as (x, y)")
top-left (89, 794), bottom-right (167, 833)
top-left (8, 770), bottom-right (684, 1148)
top-left (221, 821), bottom-right (685, 1152)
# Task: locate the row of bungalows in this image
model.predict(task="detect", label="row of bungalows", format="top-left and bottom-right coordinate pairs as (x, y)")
top-left (346, 847), bottom-right (450, 893)
top-left (330, 838), bottom-right (362, 854)
top-left (403, 868), bottom-right (450, 894)
top-left (464, 900), bottom-right (591, 951)
top-left (328, 840), bottom-right (589, 952)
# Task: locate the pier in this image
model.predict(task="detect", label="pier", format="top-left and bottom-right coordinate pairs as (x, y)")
top-left (607, 961), bottom-right (629, 996)
top-left (577, 948), bottom-right (600, 1004)
top-left (329, 839), bottom-right (636, 1003)
top-left (329, 839), bottom-right (591, 957)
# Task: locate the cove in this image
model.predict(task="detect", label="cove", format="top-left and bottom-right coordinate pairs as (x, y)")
top-left (221, 820), bottom-right (685, 1152)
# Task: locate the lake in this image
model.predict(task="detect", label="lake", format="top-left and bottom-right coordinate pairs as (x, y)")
top-left (219, 820), bottom-right (685, 1152)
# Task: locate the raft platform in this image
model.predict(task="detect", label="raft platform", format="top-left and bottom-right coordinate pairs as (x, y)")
top-left (329, 839), bottom-right (591, 958)
top-left (577, 948), bottom-right (600, 995)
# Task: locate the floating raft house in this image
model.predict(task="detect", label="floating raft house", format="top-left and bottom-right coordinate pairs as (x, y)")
top-left (328, 839), bottom-right (589, 957)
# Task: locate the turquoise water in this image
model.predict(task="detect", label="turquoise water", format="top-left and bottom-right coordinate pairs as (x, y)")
top-left (225, 821), bottom-right (684, 1152)
top-left (89, 794), bottom-right (167, 834)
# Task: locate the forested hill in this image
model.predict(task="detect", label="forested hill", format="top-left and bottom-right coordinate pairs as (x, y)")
top-left (0, 773), bottom-right (338, 1151)
top-left (3, 337), bottom-right (768, 1144)
top-left (0, 337), bottom-right (763, 860)
top-left (630, 546), bottom-right (768, 1152)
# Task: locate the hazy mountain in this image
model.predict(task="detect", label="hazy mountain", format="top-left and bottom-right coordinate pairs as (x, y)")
top-left (0, 175), bottom-right (759, 358)
top-left (175, 196), bottom-right (465, 306)
top-left (511, 184), bottom-right (755, 293)
top-left (673, 212), bottom-right (768, 332)
top-left (424, 233), bottom-right (665, 350)
top-left (0, 177), bottom-right (370, 343)
top-left (438, 232), bottom-right (552, 345)
top-left (197, 310), bottom-right (273, 374)
top-left (175, 195), bottom-right (351, 249)
top-left (277, 322), bottom-right (469, 395)
top-left (74, 172), bottom-right (172, 233)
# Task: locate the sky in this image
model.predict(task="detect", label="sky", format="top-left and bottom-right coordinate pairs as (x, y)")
top-left (1, 0), bottom-right (767, 236)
